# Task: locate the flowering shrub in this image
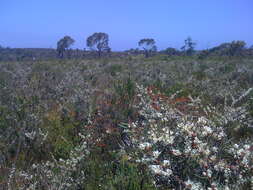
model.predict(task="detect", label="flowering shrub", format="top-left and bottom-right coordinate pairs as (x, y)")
top-left (127, 84), bottom-right (253, 189)
top-left (1, 57), bottom-right (253, 189)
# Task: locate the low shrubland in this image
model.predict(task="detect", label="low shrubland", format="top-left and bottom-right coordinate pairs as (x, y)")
top-left (0, 56), bottom-right (253, 189)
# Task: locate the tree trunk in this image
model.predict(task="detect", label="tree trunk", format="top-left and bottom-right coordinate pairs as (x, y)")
top-left (98, 49), bottom-right (101, 58)
top-left (145, 50), bottom-right (149, 58)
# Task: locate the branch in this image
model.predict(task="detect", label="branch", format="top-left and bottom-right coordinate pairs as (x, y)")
top-left (231, 87), bottom-right (253, 107)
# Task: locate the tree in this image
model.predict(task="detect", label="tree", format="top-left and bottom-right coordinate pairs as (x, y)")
top-left (86, 32), bottom-right (110, 57)
top-left (229, 40), bottom-right (246, 56)
top-left (57, 36), bottom-right (75, 58)
top-left (164, 47), bottom-right (180, 56)
top-left (198, 49), bottom-right (209, 59)
top-left (138, 38), bottom-right (156, 58)
top-left (181, 37), bottom-right (196, 56)
top-left (209, 41), bottom-right (246, 56)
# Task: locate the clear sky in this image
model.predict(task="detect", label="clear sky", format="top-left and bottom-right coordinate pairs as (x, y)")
top-left (1, 0), bottom-right (253, 50)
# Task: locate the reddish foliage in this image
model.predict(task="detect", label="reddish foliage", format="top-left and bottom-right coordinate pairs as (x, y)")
top-left (173, 97), bottom-right (190, 104)
top-left (96, 143), bottom-right (107, 147)
top-left (146, 85), bottom-right (207, 117)
top-left (151, 103), bottom-right (161, 111)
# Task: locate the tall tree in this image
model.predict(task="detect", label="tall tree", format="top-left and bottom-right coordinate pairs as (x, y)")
top-left (86, 32), bottom-right (110, 57)
top-left (181, 37), bottom-right (196, 56)
top-left (138, 38), bottom-right (156, 58)
top-left (57, 36), bottom-right (75, 58)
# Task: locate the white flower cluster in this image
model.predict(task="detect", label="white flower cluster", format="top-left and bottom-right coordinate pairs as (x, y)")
top-left (128, 84), bottom-right (253, 189)
top-left (228, 143), bottom-right (253, 169)
top-left (13, 133), bottom-right (90, 190)
top-left (24, 131), bottom-right (37, 140)
top-left (149, 164), bottom-right (173, 177)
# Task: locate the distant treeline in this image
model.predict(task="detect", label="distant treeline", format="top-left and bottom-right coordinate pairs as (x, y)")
top-left (1, 34), bottom-right (253, 61)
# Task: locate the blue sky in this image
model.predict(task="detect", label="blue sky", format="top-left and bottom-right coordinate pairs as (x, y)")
top-left (1, 0), bottom-right (253, 50)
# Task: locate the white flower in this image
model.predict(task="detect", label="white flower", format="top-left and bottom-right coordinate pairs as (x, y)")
top-left (172, 149), bottom-right (181, 156)
top-left (197, 117), bottom-right (208, 124)
top-left (204, 149), bottom-right (211, 156)
top-left (234, 144), bottom-right (239, 149)
top-left (207, 169), bottom-right (212, 178)
top-left (32, 164), bottom-right (37, 169)
top-left (139, 142), bottom-right (152, 150)
top-left (185, 179), bottom-right (194, 187)
top-left (217, 131), bottom-right (226, 140)
top-left (161, 169), bottom-right (173, 176)
top-left (149, 165), bottom-right (162, 174)
top-left (155, 112), bottom-right (162, 118)
top-left (210, 155), bottom-right (216, 161)
top-left (211, 182), bottom-right (217, 187)
top-left (165, 168), bottom-right (172, 176)
top-left (184, 179), bottom-right (203, 190)
top-left (212, 147), bottom-right (218, 152)
top-left (152, 150), bottom-right (161, 158)
top-left (25, 131), bottom-right (36, 140)
top-left (237, 149), bottom-right (244, 156)
top-left (203, 126), bottom-right (213, 134)
top-left (243, 144), bottom-right (250, 150)
top-left (193, 137), bottom-right (201, 144)
top-left (163, 160), bottom-right (170, 166)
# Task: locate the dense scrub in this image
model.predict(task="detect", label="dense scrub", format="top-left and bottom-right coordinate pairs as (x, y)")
top-left (0, 56), bottom-right (253, 189)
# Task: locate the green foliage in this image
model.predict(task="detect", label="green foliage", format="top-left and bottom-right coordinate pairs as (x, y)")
top-left (208, 41), bottom-right (246, 57)
top-left (57, 36), bottom-right (75, 58)
top-left (106, 64), bottom-right (123, 76)
top-left (114, 77), bottom-right (135, 102)
top-left (87, 32), bottom-right (110, 57)
top-left (164, 47), bottom-right (180, 56)
top-left (198, 50), bottom-right (209, 59)
top-left (181, 37), bottom-right (196, 56)
top-left (219, 63), bottom-right (236, 73)
top-left (160, 82), bottom-right (199, 98)
top-left (192, 71), bottom-right (207, 80)
top-left (42, 108), bottom-right (78, 159)
top-left (153, 79), bottom-right (164, 90)
top-left (138, 38), bottom-right (157, 58)
top-left (0, 106), bottom-right (9, 131)
top-left (225, 121), bottom-right (253, 142)
top-left (79, 151), bottom-right (155, 190)
top-left (1, 56), bottom-right (253, 189)
top-left (198, 62), bottom-right (209, 71)
top-left (249, 96), bottom-right (253, 117)
top-left (229, 41), bottom-right (246, 56)
top-left (113, 77), bottom-right (136, 119)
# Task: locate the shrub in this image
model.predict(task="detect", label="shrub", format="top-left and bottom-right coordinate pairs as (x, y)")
top-left (106, 64), bottom-right (123, 76)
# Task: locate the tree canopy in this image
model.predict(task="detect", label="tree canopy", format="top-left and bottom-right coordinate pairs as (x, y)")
top-left (181, 37), bottom-right (196, 56)
top-left (229, 40), bottom-right (246, 56)
top-left (164, 47), bottom-right (180, 56)
top-left (57, 36), bottom-right (75, 58)
top-left (208, 41), bottom-right (246, 56)
top-left (86, 32), bottom-right (110, 57)
top-left (138, 38), bottom-right (156, 58)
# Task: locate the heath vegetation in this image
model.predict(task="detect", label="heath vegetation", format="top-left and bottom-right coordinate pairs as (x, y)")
top-left (0, 36), bottom-right (253, 189)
